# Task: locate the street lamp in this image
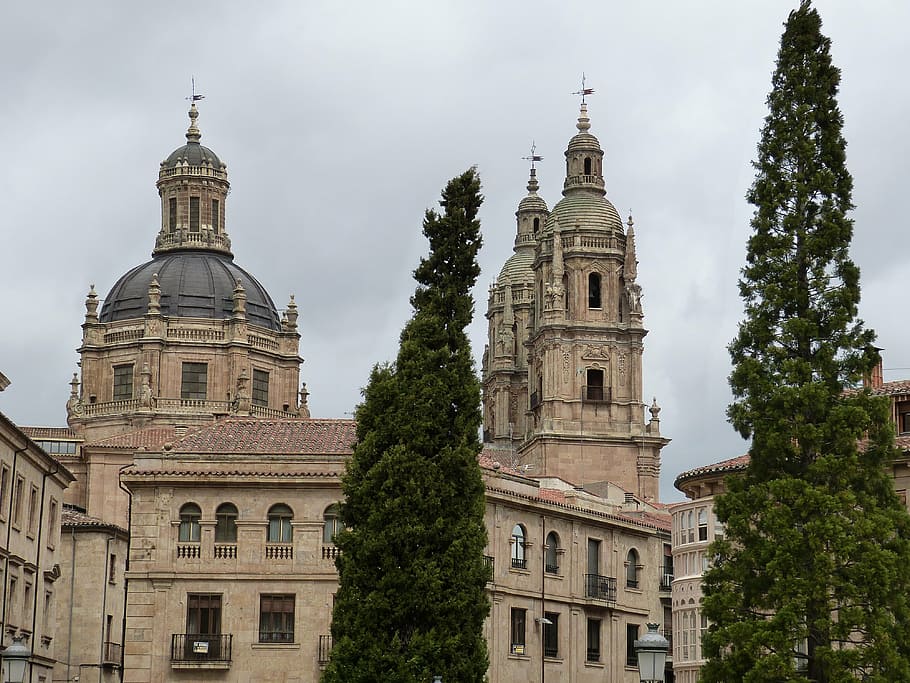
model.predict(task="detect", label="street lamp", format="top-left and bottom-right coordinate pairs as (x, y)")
top-left (634, 623), bottom-right (669, 683)
top-left (1, 635), bottom-right (31, 683)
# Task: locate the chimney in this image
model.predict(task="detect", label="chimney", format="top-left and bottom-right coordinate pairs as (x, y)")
top-left (864, 348), bottom-right (884, 390)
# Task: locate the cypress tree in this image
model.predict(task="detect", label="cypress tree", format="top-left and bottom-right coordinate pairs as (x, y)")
top-left (700, 3), bottom-right (910, 681)
top-left (322, 169), bottom-right (489, 683)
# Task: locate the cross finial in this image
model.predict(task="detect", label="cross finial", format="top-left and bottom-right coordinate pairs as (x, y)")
top-left (521, 141), bottom-right (543, 170)
top-left (572, 73), bottom-right (595, 104)
top-left (186, 76), bottom-right (205, 103)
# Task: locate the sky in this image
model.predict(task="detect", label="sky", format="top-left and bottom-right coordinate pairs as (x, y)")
top-left (1, 1), bottom-right (908, 502)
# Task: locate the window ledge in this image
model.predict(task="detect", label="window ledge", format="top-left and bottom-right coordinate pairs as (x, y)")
top-left (251, 642), bottom-right (300, 650)
top-left (584, 661), bottom-right (605, 669)
top-left (509, 567), bottom-right (531, 576)
top-left (625, 586), bottom-right (643, 594)
top-left (543, 656), bottom-right (563, 663)
top-left (507, 653), bottom-right (530, 661)
top-left (544, 572), bottom-right (563, 580)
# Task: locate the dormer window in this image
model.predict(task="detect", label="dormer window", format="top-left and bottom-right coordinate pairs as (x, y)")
top-left (169, 198), bottom-right (177, 233)
top-left (189, 196), bottom-right (200, 232)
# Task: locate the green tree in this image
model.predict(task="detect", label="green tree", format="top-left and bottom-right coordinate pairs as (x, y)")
top-left (700, 3), bottom-right (910, 681)
top-left (322, 169), bottom-right (489, 683)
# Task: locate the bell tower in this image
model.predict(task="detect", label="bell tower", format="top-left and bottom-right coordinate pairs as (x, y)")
top-left (484, 101), bottom-right (669, 501)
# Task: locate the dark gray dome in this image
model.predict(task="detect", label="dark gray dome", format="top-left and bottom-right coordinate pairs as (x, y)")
top-left (100, 251), bottom-right (281, 330)
top-left (162, 141), bottom-right (223, 170)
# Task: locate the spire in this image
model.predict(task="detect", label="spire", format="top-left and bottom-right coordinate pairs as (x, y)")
top-left (624, 212), bottom-right (638, 282)
top-left (527, 167), bottom-right (540, 194)
top-left (576, 102), bottom-right (591, 134)
top-left (186, 102), bottom-right (202, 143)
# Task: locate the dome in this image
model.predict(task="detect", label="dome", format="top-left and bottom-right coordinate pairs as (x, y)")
top-left (545, 193), bottom-right (624, 234)
top-left (99, 251), bottom-right (281, 331)
top-left (497, 250), bottom-right (534, 286)
top-left (162, 141), bottom-right (224, 170)
top-left (517, 193), bottom-right (548, 214)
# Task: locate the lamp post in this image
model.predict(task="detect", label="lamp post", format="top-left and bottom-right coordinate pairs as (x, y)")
top-left (634, 623), bottom-right (669, 683)
top-left (1, 635), bottom-right (31, 683)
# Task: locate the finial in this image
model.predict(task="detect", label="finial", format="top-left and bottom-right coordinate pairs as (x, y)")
top-left (522, 141), bottom-right (543, 170)
top-left (627, 210), bottom-right (634, 230)
top-left (285, 294), bottom-right (299, 331)
top-left (231, 278), bottom-right (247, 317)
top-left (649, 397), bottom-right (661, 420)
top-left (69, 372), bottom-right (80, 397)
top-left (298, 382), bottom-right (311, 418)
top-left (185, 77), bottom-right (204, 143)
top-left (147, 274), bottom-right (161, 314)
top-left (84, 285), bottom-right (99, 322)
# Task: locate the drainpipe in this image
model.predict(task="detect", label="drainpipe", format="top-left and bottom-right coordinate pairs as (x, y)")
top-left (1, 446), bottom-right (25, 643)
top-left (65, 524), bottom-right (76, 683)
top-left (540, 514), bottom-right (545, 683)
top-left (29, 461), bottom-right (58, 683)
top-left (118, 463), bottom-right (134, 673)
top-left (99, 536), bottom-right (112, 683)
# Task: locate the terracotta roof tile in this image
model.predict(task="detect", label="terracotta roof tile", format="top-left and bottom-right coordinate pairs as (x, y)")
top-left (62, 507), bottom-right (127, 534)
top-left (170, 417), bottom-right (356, 455)
top-left (20, 426), bottom-right (77, 440)
top-left (872, 379), bottom-right (910, 396)
top-left (675, 454), bottom-right (751, 485)
top-left (477, 449), bottom-right (526, 477)
top-left (538, 488), bottom-right (566, 503)
top-left (86, 426), bottom-right (180, 449)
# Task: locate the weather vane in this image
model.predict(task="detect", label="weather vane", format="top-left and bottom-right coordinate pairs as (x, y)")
top-left (187, 77), bottom-right (205, 103)
top-left (522, 141), bottom-right (543, 170)
top-left (572, 73), bottom-right (595, 104)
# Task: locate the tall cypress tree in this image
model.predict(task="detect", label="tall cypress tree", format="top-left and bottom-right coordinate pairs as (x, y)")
top-left (701, 3), bottom-right (910, 681)
top-left (322, 169), bottom-right (489, 683)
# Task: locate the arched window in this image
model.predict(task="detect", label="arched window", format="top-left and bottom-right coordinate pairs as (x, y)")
top-left (215, 503), bottom-right (238, 543)
top-left (267, 504), bottom-right (293, 543)
top-left (533, 217), bottom-right (540, 233)
top-left (584, 157), bottom-right (592, 175)
top-left (178, 503), bottom-right (201, 542)
top-left (545, 531), bottom-right (560, 574)
top-left (511, 524), bottom-right (527, 569)
top-left (626, 548), bottom-right (640, 588)
top-left (323, 504), bottom-right (341, 544)
top-left (588, 272), bottom-right (602, 309)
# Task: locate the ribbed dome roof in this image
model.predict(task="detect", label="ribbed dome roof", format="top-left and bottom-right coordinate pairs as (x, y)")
top-left (99, 251), bottom-right (280, 330)
top-left (545, 194), bottom-right (623, 234)
top-left (517, 193), bottom-right (548, 213)
top-left (498, 250), bottom-right (534, 286)
top-left (162, 141), bottom-right (224, 170)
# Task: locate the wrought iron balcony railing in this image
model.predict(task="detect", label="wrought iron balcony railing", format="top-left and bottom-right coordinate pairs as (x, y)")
top-left (171, 633), bottom-right (232, 663)
top-left (584, 573), bottom-right (617, 604)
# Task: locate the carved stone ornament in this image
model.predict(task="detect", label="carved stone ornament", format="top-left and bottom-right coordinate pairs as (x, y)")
top-left (582, 345), bottom-right (610, 361)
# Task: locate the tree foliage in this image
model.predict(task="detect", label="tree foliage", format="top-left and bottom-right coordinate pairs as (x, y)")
top-left (322, 169), bottom-right (489, 683)
top-left (701, 3), bottom-right (910, 681)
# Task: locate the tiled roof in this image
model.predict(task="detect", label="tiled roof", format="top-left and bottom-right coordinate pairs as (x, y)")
top-left (872, 379), bottom-right (910, 396)
top-left (61, 507), bottom-right (127, 534)
top-left (675, 454), bottom-right (751, 485)
top-left (86, 427), bottom-right (180, 449)
top-left (126, 469), bottom-right (341, 479)
top-left (170, 417), bottom-right (356, 455)
top-left (615, 510), bottom-right (672, 532)
top-left (477, 449), bottom-right (527, 477)
top-left (20, 426), bottom-right (78, 440)
top-left (538, 488), bottom-right (566, 503)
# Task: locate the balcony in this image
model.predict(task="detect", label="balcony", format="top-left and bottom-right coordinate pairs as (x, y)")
top-left (214, 543), bottom-right (237, 559)
top-left (318, 635), bottom-right (333, 667)
top-left (511, 557), bottom-right (527, 570)
top-left (660, 572), bottom-right (674, 592)
top-left (321, 546), bottom-right (341, 560)
top-left (265, 543), bottom-right (293, 560)
top-left (171, 634), bottom-right (232, 669)
top-left (176, 543), bottom-right (201, 559)
top-left (483, 555), bottom-right (494, 581)
top-left (102, 641), bottom-right (122, 667)
top-left (581, 385), bottom-right (611, 404)
top-left (584, 573), bottom-right (617, 605)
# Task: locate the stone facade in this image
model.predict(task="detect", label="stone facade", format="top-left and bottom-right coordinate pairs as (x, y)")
top-left (482, 104), bottom-right (668, 502)
top-left (0, 403), bottom-right (75, 682)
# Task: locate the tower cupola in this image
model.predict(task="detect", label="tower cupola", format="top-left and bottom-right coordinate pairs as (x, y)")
top-left (563, 103), bottom-right (605, 196)
top-left (154, 102), bottom-right (232, 256)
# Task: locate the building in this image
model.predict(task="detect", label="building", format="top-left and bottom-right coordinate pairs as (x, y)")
top-left (16, 98), bottom-right (675, 681)
top-left (0, 379), bottom-right (76, 683)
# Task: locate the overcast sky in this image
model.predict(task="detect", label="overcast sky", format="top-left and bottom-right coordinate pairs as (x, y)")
top-left (1, 2), bottom-right (907, 501)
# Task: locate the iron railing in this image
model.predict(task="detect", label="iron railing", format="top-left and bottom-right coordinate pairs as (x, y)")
top-left (584, 573), bottom-right (617, 604)
top-left (483, 555), bottom-right (494, 580)
top-left (581, 385), bottom-right (611, 403)
top-left (102, 641), bottom-right (122, 666)
top-left (170, 633), bottom-right (232, 663)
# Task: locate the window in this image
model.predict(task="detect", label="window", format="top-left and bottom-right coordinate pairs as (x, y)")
top-left (510, 524), bottom-right (527, 569)
top-left (169, 197), bottom-right (178, 232)
top-left (543, 612), bottom-right (559, 658)
top-left (626, 623), bottom-right (640, 667)
top-left (113, 364), bottom-right (133, 401)
top-left (626, 548), bottom-right (640, 588)
top-left (267, 504), bottom-right (293, 543)
top-left (587, 538), bottom-right (601, 575)
top-left (186, 593), bottom-right (221, 635)
top-left (901, 412), bottom-right (910, 434)
top-left (44, 591), bottom-right (52, 631)
top-left (533, 217), bottom-right (540, 233)
top-left (0, 464), bottom-right (9, 518)
top-left (13, 476), bottom-right (24, 527)
top-left (586, 618), bottom-right (601, 662)
top-left (27, 485), bottom-right (39, 536)
top-left (252, 369), bottom-right (269, 407)
top-left (510, 608), bottom-right (526, 655)
top-left (585, 368), bottom-right (605, 402)
top-left (7, 577), bottom-right (16, 623)
top-left (23, 583), bottom-right (32, 616)
top-left (584, 157), bottom-right (592, 175)
top-left (323, 504), bottom-right (341, 544)
top-left (109, 554), bottom-right (117, 584)
top-left (47, 499), bottom-right (58, 548)
top-left (189, 196), bottom-right (200, 232)
top-left (259, 594), bottom-right (294, 643)
top-left (211, 199), bottom-right (220, 233)
top-left (215, 503), bottom-right (238, 543)
top-left (545, 531), bottom-right (560, 574)
top-left (178, 503), bottom-right (201, 542)
top-left (588, 272), bottom-right (602, 309)
top-left (33, 441), bottom-right (76, 455)
top-left (181, 363), bottom-right (208, 400)
top-left (698, 507), bottom-right (708, 541)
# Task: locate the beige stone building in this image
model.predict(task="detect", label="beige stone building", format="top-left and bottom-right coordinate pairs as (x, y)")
top-left (14, 98), bottom-right (677, 682)
top-left (0, 383), bottom-right (76, 682)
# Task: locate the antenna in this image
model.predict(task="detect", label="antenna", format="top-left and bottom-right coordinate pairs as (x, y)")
top-left (571, 73), bottom-right (595, 104)
top-left (187, 77), bottom-right (205, 103)
top-left (522, 141), bottom-right (543, 170)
